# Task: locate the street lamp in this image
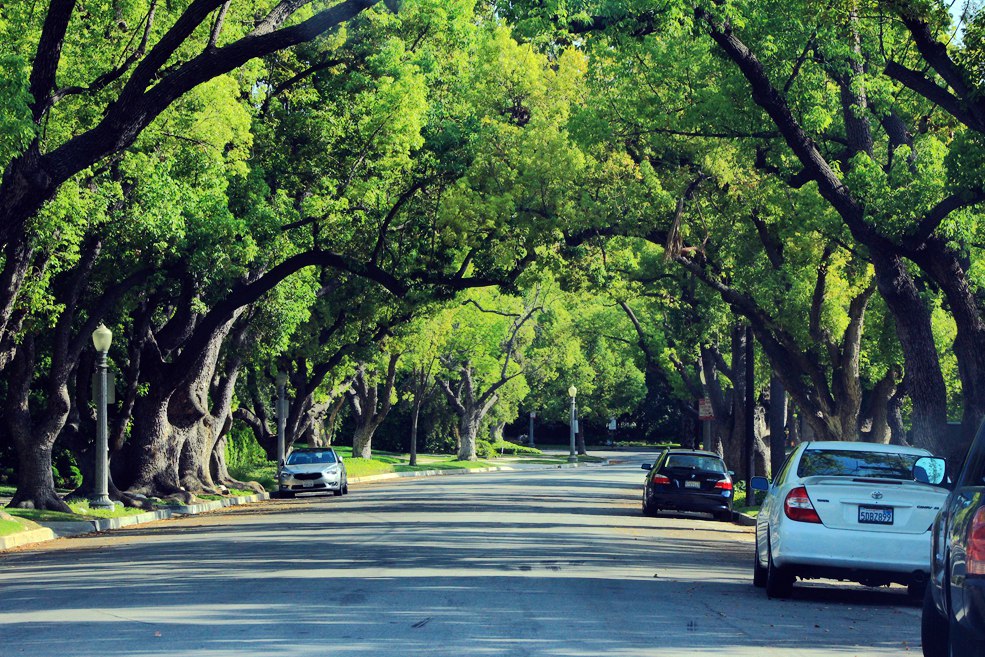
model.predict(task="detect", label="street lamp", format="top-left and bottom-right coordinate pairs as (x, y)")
top-left (568, 385), bottom-right (578, 463)
top-left (276, 370), bottom-right (288, 491)
top-left (90, 323), bottom-right (114, 510)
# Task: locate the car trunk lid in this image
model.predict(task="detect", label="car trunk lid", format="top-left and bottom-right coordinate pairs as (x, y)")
top-left (660, 467), bottom-right (727, 493)
top-left (802, 476), bottom-right (947, 534)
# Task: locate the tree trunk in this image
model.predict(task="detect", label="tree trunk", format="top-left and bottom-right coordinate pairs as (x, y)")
top-left (871, 250), bottom-right (950, 457)
top-left (458, 414), bottom-right (480, 461)
top-left (125, 390), bottom-right (190, 499)
top-left (410, 396), bottom-right (422, 466)
top-left (353, 423), bottom-right (374, 460)
top-left (768, 373), bottom-right (786, 477)
top-left (8, 441), bottom-right (69, 511)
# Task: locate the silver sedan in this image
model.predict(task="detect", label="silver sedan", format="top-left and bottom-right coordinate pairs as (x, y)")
top-left (278, 448), bottom-right (349, 498)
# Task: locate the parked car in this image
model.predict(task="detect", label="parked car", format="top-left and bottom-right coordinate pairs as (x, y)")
top-left (751, 441), bottom-right (947, 600)
top-left (641, 449), bottom-right (734, 522)
top-left (923, 422), bottom-right (985, 657)
top-left (278, 447), bottom-right (348, 498)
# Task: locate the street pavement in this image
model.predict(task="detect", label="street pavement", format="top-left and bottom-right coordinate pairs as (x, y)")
top-left (0, 451), bottom-right (921, 656)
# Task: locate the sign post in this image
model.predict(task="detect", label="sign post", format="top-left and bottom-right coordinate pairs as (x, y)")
top-left (698, 398), bottom-right (715, 451)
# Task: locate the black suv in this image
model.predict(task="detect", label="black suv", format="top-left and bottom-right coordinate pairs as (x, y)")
top-left (923, 423), bottom-right (985, 656)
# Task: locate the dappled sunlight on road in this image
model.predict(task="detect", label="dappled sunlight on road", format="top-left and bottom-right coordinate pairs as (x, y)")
top-left (0, 455), bottom-right (920, 657)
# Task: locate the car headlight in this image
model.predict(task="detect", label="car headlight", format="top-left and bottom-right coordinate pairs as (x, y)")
top-left (322, 466), bottom-right (339, 476)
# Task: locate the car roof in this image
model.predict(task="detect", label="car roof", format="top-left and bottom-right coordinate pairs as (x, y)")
top-left (291, 447), bottom-right (336, 452)
top-left (801, 441), bottom-right (932, 456)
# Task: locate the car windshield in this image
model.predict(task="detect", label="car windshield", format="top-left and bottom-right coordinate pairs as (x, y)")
top-left (286, 450), bottom-right (337, 465)
top-left (663, 455), bottom-right (726, 473)
top-left (797, 449), bottom-right (921, 480)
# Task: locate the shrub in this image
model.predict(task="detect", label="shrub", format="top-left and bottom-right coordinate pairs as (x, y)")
top-left (476, 439), bottom-right (497, 459)
top-left (490, 440), bottom-right (541, 456)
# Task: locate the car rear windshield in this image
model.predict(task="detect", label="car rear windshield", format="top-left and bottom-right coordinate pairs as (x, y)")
top-left (797, 449), bottom-right (920, 480)
top-left (664, 455), bottom-right (726, 473)
top-left (287, 450), bottom-right (337, 465)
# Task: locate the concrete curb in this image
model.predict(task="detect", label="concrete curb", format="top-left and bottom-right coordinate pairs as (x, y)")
top-left (0, 493), bottom-right (271, 551)
top-left (732, 512), bottom-right (757, 526)
top-left (169, 492), bottom-right (270, 515)
top-left (0, 527), bottom-right (57, 550)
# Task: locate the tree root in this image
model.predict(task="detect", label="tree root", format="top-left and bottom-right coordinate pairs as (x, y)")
top-left (7, 490), bottom-right (73, 513)
top-left (217, 476), bottom-right (265, 494)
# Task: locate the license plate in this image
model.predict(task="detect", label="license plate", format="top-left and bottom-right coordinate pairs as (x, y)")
top-left (685, 480), bottom-right (701, 489)
top-left (858, 505), bottom-right (893, 525)
top-left (302, 481), bottom-right (314, 488)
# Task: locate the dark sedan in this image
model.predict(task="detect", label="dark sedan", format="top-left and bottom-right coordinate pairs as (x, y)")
top-left (923, 421), bottom-right (985, 656)
top-left (641, 449), bottom-right (734, 522)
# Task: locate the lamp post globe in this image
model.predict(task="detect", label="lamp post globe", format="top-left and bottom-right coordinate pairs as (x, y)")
top-left (90, 323), bottom-right (114, 510)
top-left (91, 323), bottom-right (112, 352)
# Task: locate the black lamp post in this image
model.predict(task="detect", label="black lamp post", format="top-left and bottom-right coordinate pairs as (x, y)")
top-left (90, 323), bottom-right (114, 510)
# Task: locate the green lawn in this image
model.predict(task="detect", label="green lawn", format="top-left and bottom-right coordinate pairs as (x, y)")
top-left (6, 500), bottom-right (149, 522)
top-left (0, 517), bottom-right (29, 537)
top-left (0, 485), bottom-right (15, 497)
top-left (732, 488), bottom-right (762, 517)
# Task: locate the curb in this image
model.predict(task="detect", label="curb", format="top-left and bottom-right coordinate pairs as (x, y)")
top-left (732, 512), bottom-right (757, 526)
top-left (0, 493), bottom-right (271, 551)
top-left (0, 527), bottom-right (57, 551)
top-left (169, 492), bottom-right (269, 515)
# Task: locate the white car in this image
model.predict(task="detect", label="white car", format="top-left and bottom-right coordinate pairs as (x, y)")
top-left (751, 441), bottom-right (948, 599)
top-left (278, 448), bottom-right (349, 498)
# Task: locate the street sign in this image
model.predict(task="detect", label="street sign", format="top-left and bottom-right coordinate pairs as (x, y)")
top-left (530, 411), bottom-right (536, 418)
top-left (607, 417), bottom-right (617, 431)
top-left (91, 371), bottom-right (116, 404)
top-left (698, 398), bottom-right (714, 421)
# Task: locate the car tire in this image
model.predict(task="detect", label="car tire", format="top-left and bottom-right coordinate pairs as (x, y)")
top-left (333, 487), bottom-right (343, 496)
top-left (280, 491), bottom-right (294, 499)
top-left (909, 580), bottom-right (928, 600)
top-left (342, 483), bottom-right (349, 495)
top-left (753, 534), bottom-right (767, 589)
top-left (715, 510), bottom-right (733, 522)
top-left (922, 585), bottom-right (948, 657)
top-left (765, 539), bottom-right (794, 599)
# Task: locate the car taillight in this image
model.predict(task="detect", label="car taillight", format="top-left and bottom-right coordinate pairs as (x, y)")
top-left (967, 507), bottom-right (985, 576)
top-left (714, 479), bottom-right (733, 491)
top-left (651, 474), bottom-right (671, 485)
top-left (784, 486), bottom-right (821, 523)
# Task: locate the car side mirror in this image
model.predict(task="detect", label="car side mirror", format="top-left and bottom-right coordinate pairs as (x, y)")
top-left (728, 470), bottom-right (735, 476)
top-left (913, 456), bottom-right (946, 485)
top-left (641, 463), bottom-right (652, 470)
top-left (279, 459), bottom-right (285, 468)
top-left (750, 476), bottom-right (770, 492)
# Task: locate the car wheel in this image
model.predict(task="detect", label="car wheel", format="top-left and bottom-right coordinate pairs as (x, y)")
top-left (922, 585), bottom-right (948, 657)
top-left (333, 487), bottom-right (343, 496)
top-left (280, 490), bottom-right (294, 499)
top-left (765, 539), bottom-right (794, 599)
top-left (342, 483), bottom-right (349, 495)
top-left (753, 534), bottom-right (767, 589)
top-left (715, 510), bottom-right (733, 522)
top-left (909, 580), bottom-right (928, 600)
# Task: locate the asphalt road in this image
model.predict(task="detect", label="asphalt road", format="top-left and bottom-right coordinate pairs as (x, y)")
top-left (0, 451), bottom-right (921, 657)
